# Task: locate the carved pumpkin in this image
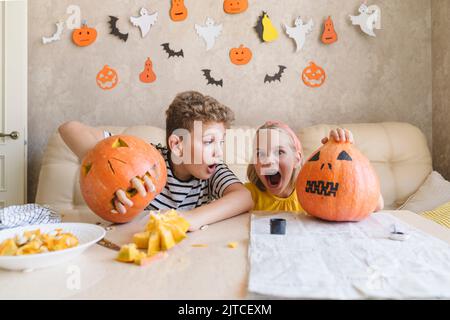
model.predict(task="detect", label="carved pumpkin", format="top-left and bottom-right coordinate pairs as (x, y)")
top-left (321, 16), bottom-right (338, 44)
top-left (229, 44), bottom-right (252, 65)
top-left (170, 0), bottom-right (188, 22)
top-left (223, 0), bottom-right (248, 14)
top-left (302, 62), bottom-right (326, 88)
top-left (297, 140), bottom-right (380, 222)
top-left (139, 57), bottom-right (156, 83)
top-left (80, 135), bottom-right (167, 223)
top-left (72, 21), bottom-right (97, 47)
top-left (96, 65), bottom-right (119, 90)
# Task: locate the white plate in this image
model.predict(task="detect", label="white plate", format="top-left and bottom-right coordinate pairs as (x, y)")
top-left (0, 223), bottom-right (106, 272)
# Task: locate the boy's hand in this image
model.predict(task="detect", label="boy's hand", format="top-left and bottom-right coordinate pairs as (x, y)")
top-left (321, 128), bottom-right (354, 145)
top-left (111, 176), bottom-right (156, 214)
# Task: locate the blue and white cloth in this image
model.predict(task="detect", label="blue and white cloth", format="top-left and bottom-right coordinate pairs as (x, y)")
top-left (0, 204), bottom-right (61, 230)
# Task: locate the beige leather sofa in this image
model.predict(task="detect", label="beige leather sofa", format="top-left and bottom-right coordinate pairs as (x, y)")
top-left (35, 122), bottom-right (432, 213)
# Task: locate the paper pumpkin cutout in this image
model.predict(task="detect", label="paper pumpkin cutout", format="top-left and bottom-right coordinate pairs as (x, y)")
top-left (349, 3), bottom-right (381, 37)
top-left (264, 65), bottom-right (286, 83)
top-left (223, 0), bottom-right (248, 14)
top-left (195, 17), bottom-right (222, 51)
top-left (42, 22), bottom-right (64, 44)
top-left (321, 16), bottom-right (338, 44)
top-left (161, 43), bottom-right (184, 58)
top-left (130, 8), bottom-right (158, 38)
top-left (302, 62), bottom-right (326, 88)
top-left (96, 65), bottom-right (119, 90)
top-left (72, 20), bottom-right (97, 47)
top-left (296, 140), bottom-right (380, 222)
top-left (202, 69), bottom-right (223, 87)
top-left (255, 12), bottom-right (278, 42)
top-left (284, 17), bottom-right (314, 52)
top-left (170, 0), bottom-right (188, 22)
top-left (229, 45), bottom-right (252, 65)
top-left (139, 58), bottom-right (156, 83)
top-left (108, 16), bottom-right (128, 42)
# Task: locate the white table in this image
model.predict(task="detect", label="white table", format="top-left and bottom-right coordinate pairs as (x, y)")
top-left (0, 210), bottom-right (449, 299)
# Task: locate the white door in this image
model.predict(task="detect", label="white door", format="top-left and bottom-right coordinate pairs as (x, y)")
top-left (0, 0), bottom-right (27, 208)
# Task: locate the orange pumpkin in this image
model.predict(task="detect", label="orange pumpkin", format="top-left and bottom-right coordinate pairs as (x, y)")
top-left (229, 44), bottom-right (252, 65)
top-left (321, 16), bottom-right (338, 44)
top-left (80, 135), bottom-right (167, 223)
top-left (223, 0), bottom-right (248, 14)
top-left (96, 65), bottom-right (119, 90)
top-left (72, 21), bottom-right (97, 47)
top-left (170, 0), bottom-right (188, 21)
top-left (297, 140), bottom-right (380, 222)
top-left (302, 62), bottom-right (326, 88)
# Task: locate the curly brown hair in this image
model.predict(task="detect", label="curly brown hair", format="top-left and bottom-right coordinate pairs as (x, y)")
top-left (165, 91), bottom-right (235, 142)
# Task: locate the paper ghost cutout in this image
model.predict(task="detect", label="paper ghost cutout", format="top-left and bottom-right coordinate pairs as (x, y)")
top-left (255, 12), bottom-right (278, 42)
top-left (195, 17), bottom-right (223, 51)
top-left (130, 8), bottom-right (158, 38)
top-left (264, 65), bottom-right (286, 83)
top-left (284, 17), bottom-right (313, 52)
top-left (349, 3), bottom-right (381, 37)
top-left (109, 16), bottom-right (129, 42)
top-left (42, 22), bottom-right (64, 44)
top-left (202, 69), bottom-right (223, 87)
top-left (161, 43), bottom-right (184, 58)
top-left (139, 58), bottom-right (156, 83)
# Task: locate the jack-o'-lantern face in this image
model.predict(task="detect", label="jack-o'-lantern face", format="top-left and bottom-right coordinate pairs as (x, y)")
top-left (96, 65), bottom-right (119, 90)
top-left (302, 62), bottom-right (326, 88)
top-left (296, 140), bottom-right (380, 222)
top-left (321, 16), bottom-right (338, 44)
top-left (223, 0), bottom-right (248, 14)
top-left (80, 135), bottom-right (167, 223)
top-left (229, 45), bottom-right (252, 65)
top-left (170, 0), bottom-right (188, 21)
top-left (72, 22), bottom-right (97, 47)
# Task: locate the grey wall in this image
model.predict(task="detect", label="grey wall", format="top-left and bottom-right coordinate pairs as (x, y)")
top-left (432, 0), bottom-right (450, 180)
top-left (28, 0), bottom-right (433, 201)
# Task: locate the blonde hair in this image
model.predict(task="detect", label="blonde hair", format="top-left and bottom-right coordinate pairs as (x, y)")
top-left (165, 91), bottom-right (234, 144)
top-left (247, 123), bottom-right (303, 192)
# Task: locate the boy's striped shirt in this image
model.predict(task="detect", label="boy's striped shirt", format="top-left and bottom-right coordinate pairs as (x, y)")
top-left (104, 131), bottom-right (241, 211)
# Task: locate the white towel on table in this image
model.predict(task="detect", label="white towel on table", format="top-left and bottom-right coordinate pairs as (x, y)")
top-left (0, 204), bottom-right (61, 230)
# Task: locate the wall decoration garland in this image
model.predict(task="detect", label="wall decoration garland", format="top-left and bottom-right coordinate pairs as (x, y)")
top-left (170, 0), bottom-right (188, 22)
top-left (229, 45), bottom-right (252, 65)
top-left (42, 22), bottom-right (64, 44)
top-left (139, 58), bottom-right (157, 83)
top-left (130, 8), bottom-right (158, 38)
top-left (255, 12), bottom-right (278, 42)
top-left (349, 3), bottom-right (381, 37)
top-left (96, 65), bottom-right (119, 90)
top-left (109, 16), bottom-right (129, 42)
top-left (223, 0), bottom-right (248, 14)
top-left (302, 62), bottom-right (326, 88)
top-left (72, 20), bottom-right (97, 47)
top-left (161, 43), bottom-right (184, 58)
top-left (195, 17), bottom-right (223, 51)
top-left (321, 16), bottom-right (338, 44)
top-left (264, 65), bottom-right (286, 83)
top-left (202, 69), bottom-right (223, 87)
top-left (284, 17), bottom-right (314, 52)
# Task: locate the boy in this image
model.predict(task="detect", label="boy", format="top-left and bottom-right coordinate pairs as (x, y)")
top-left (59, 91), bottom-right (254, 231)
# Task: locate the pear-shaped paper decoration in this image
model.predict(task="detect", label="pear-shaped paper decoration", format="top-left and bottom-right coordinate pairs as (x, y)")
top-left (255, 11), bottom-right (278, 42)
top-left (139, 57), bottom-right (156, 83)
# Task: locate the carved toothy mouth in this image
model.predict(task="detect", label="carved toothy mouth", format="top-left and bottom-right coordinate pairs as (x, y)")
top-left (305, 180), bottom-right (339, 197)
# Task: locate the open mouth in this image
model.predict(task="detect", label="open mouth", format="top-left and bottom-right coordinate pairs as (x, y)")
top-left (305, 180), bottom-right (339, 197)
top-left (207, 164), bottom-right (217, 174)
top-left (264, 172), bottom-right (282, 189)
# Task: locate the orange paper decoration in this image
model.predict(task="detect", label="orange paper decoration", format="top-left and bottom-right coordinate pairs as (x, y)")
top-left (170, 0), bottom-right (188, 21)
top-left (72, 21), bottom-right (97, 47)
top-left (223, 0), bottom-right (248, 14)
top-left (302, 62), bottom-right (326, 88)
top-left (96, 65), bottom-right (119, 90)
top-left (229, 45), bottom-right (252, 65)
top-left (321, 16), bottom-right (338, 44)
top-left (139, 58), bottom-right (156, 83)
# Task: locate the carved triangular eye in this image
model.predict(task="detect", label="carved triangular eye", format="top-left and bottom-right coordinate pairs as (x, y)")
top-left (309, 151), bottom-right (320, 162)
top-left (337, 150), bottom-right (352, 161)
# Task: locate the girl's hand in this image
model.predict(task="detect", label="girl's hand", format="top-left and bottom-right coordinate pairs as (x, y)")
top-left (321, 128), bottom-right (354, 145)
top-left (111, 176), bottom-right (156, 214)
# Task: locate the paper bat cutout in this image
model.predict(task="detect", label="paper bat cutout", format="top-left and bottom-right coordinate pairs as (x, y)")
top-left (161, 43), bottom-right (184, 58)
top-left (42, 22), bottom-right (64, 44)
top-left (284, 17), bottom-right (314, 52)
top-left (195, 17), bottom-right (222, 51)
top-left (202, 69), bottom-right (223, 87)
top-left (109, 16), bottom-right (129, 42)
top-left (130, 8), bottom-right (158, 38)
top-left (349, 3), bottom-right (381, 37)
top-left (264, 65), bottom-right (286, 83)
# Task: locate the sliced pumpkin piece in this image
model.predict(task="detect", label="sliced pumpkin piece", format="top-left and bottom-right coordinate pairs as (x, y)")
top-left (117, 243), bottom-right (140, 263)
top-left (147, 230), bottom-right (161, 256)
top-left (0, 239), bottom-right (18, 256)
top-left (133, 231), bottom-right (150, 249)
top-left (159, 225), bottom-right (176, 251)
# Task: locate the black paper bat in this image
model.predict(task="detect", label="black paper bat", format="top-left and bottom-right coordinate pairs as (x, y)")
top-left (264, 65), bottom-right (287, 83)
top-left (202, 69), bottom-right (223, 87)
top-left (161, 43), bottom-right (184, 58)
top-left (108, 16), bottom-right (128, 42)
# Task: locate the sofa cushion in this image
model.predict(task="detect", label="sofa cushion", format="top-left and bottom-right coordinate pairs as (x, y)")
top-left (421, 201), bottom-right (450, 228)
